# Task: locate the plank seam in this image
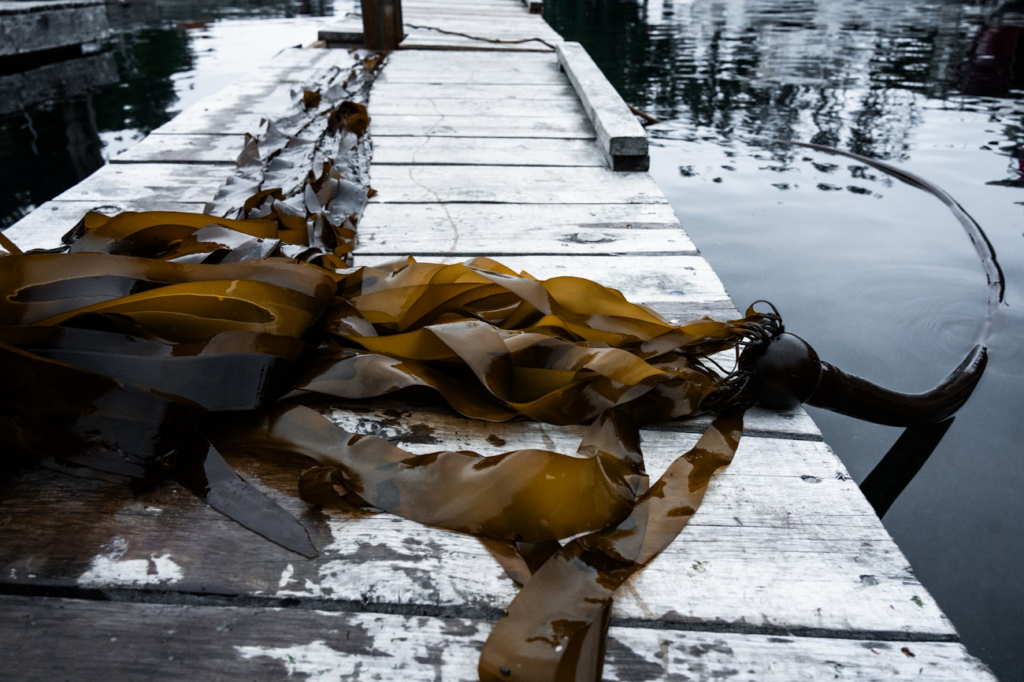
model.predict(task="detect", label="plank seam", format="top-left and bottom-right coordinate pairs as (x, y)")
top-left (0, 584), bottom-right (958, 643)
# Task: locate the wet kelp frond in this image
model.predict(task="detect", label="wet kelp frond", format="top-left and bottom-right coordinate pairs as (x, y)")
top-left (0, 208), bottom-right (774, 680)
top-left (0, 48), bottom-right (777, 682)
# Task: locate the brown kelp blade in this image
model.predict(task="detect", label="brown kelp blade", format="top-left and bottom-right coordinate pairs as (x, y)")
top-left (213, 405), bottom-right (648, 544)
top-left (478, 412), bottom-right (744, 682)
top-left (175, 438), bottom-right (318, 559)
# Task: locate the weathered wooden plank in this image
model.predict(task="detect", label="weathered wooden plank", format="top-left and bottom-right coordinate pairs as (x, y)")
top-left (372, 82), bottom-right (575, 100)
top-left (377, 64), bottom-right (565, 85)
top-left (398, 36), bottom-right (556, 52)
top-left (1, 597), bottom-right (993, 681)
top-left (385, 50), bottom-right (556, 68)
top-left (369, 94), bottom-right (585, 116)
top-left (51, 164), bottom-right (228, 204)
top-left (367, 166), bottom-right (666, 204)
top-left (112, 134), bottom-right (244, 164)
top-left (3, 200), bottom-right (210, 251)
top-left (557, 42), bottom-right (649, 170)
top-left (371, 137), bottom-right (603, 166)
top-left (352, 254), bottom-right (728, 303)
top-left (0, 424), bottom-right (960, 636)
top-left (152, 82), bottom-right (296, 136)
top-left (371, 113), bottom-right (594, 139)
top-left (357, 203), bottom-right (694, 253)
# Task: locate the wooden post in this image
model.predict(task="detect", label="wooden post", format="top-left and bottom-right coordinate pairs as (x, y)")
top-left (361, 0), bottom-right (403, 50)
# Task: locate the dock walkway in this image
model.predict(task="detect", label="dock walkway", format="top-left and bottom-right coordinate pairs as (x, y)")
top-left (1, 1), bottom-right (997, 679)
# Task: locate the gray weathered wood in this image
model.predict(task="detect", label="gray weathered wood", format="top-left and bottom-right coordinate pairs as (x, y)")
top-left (369, 94), bottom-right (585, 116)
top-left (3, 200), bottom-right (210, 251)
top-left (367, 166), bottom-right (665, 204)
top-left (152, 81), bottom-right (296, 136)
top-left (357, 203), bottom-right (694, 253)
top-left (371, 113), bottom-right (594, 139)
top-left (371, 137), bottom-right (604, 166)
top-left (0, 0), bottom-right (109, 57)
top-left (0, 422), bottom-right (963, 636)
top-left (556, 41), bottom-right (649, 170)
top-left (112, 134), bottom-right (244, 164)
top-left (376, 65), bottom-right (565, 85)
top-left (51, 163), bottom-right (229, 204)
top-left (1, 597), bottom-right (994, 681)
top-left (372, 82), bottom-right (575, 100)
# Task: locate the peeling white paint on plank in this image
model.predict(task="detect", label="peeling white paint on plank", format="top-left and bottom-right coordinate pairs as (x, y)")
top-left (371, 136), bottom-right (605, 166)
top-left (369, 95), bottom-right (586, 117)
top-left (356, 203), bottom-right (693, 254)
top-left (4, 199), bottom-right (209, 251)
top-left (371, 113), bottom-right (595, 139)
top-left (351, 254), bottom-right (732, 305)
top-left (371, 82), bottom-right (576, 100)
top-left (377, 66), bottom-right (566, 85)
top-left (51, 163), bottom-right (229, 204)
top-left (366, 166), bottom-right (666, 204)
top-left (112, 134), bottom-right (243, 164)
top-left (78, 537), bottom-right (183, 588)
top-left (3, 597), bottom-right (993, 680)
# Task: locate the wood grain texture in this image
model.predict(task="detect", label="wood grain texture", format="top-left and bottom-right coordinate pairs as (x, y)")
top-left (1, 413), bottom-right (961, 636)
top-left (356, 202), bottom-right (694, 254)
top-left (367, 166), bottom-right (666, 204)
top-left (369, 94), bottom-right (586, 117)
top-left (557, 41), bottom-right (649, 158)
top-left (1, 597), bottom-right (993, 681)
top-left (351, 254), bottom-right (731, 306)
top-left (371, 113), bottom-right (595, 139)
top-left (112, 134), bottom-right (243, 164)
top-left (371, 82), bottom-right (576, 100)
top-left (4, 200), bottom-right (209, 251)
top-left (51, 163), bottom-right (229, 204)
top-left (371, 136), bottom-right (604, 166)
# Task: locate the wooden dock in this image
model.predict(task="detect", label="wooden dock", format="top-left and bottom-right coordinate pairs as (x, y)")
top-left (0, 1), bottom-right (998, 679)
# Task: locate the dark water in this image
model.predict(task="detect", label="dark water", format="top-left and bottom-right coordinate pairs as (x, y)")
top-left (545, 0), bottom-right (1024, 678)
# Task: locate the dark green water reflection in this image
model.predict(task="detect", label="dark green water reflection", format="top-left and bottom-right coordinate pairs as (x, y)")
top-left (545, 0), bottom-right (1023, 678)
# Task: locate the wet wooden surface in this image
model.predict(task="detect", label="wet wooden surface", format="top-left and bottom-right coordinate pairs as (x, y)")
top-left (0, 0), bottom-right (997, 679)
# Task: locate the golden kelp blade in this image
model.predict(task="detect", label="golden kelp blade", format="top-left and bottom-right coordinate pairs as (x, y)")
top-left (2, 208), bottom-right (772, 682)
top-left (213, 405), bottom-right (648, 543)
top-left (478, 412), bottom-right (744, 682)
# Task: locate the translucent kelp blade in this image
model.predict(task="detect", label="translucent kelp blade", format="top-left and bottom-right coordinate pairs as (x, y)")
top-left (64, 210), bottom-right (280, 256)
top-left (0, 339), bottom-right (202, 478)
top-left (1, 252), bottom-right (336, 326)
top-left (478, 412), bottom-right (744, 682)
top-left (0, 327), bottom-right (304, 412)
top-left (175, 438), bottom-right (318, 559)
top-left (213, 405), bottom-right (650, 544)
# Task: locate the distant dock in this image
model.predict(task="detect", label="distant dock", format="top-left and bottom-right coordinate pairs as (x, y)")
top-left (0, 1), bottom-right (999, 679)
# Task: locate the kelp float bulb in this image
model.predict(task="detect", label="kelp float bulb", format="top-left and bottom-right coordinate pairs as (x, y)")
top-left (742, 332), bottom-right (822, 410)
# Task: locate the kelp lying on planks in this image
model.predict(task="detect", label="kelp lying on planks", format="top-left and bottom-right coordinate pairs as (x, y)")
top-left (0, 209), bottom-right (774, 680)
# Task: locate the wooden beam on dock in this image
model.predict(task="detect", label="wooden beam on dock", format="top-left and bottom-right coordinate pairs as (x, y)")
top-left (557, 41), bottom-right (650, 172)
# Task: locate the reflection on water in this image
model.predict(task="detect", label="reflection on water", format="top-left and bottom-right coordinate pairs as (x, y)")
top-left (0, 0), bottom-right (346, 229)
top-left (546, 0), bottom-right (1024, 677)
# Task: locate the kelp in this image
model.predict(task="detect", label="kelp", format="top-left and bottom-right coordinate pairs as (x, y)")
top-left (0, 46), bottom-right (779, 681)
top-left (0, 209), bottom-right (776, 681)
